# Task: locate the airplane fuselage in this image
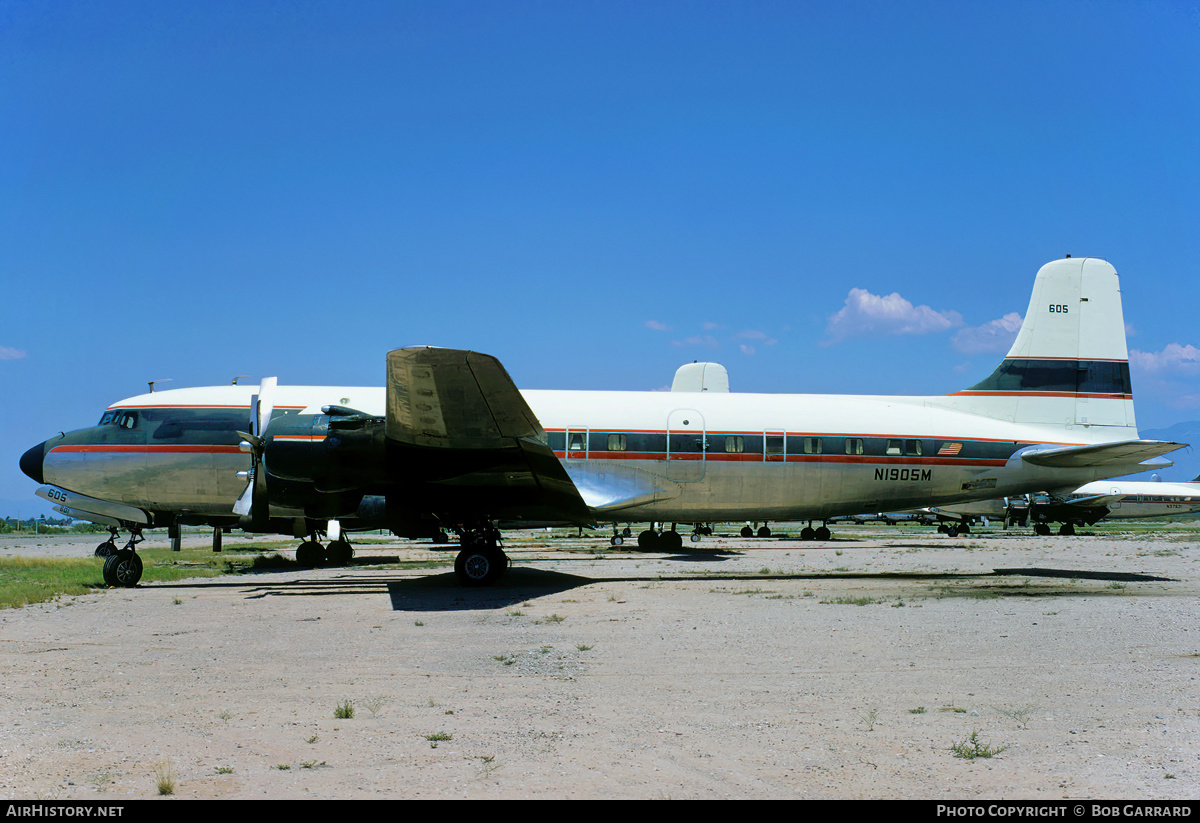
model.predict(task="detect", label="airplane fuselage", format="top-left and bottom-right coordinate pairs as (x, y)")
top-left (25, 382), bottom-right (1160, 529)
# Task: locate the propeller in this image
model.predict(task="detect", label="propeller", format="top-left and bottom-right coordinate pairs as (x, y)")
top-left (234, 377), bottom-right (277, 520)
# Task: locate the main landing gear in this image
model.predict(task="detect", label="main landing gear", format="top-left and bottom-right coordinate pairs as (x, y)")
top-left (295, 533), bottom-right (355, 567)
top-left (453, 524), bottom-right (508, 587)
top-left (101, 529), bottom-right (145, 588)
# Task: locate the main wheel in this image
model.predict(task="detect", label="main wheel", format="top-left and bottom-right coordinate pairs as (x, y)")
top-left (660, 530), bottom-right (683, 551)
top-left (95, 541), bottom-right (116, 558)
top-left (326, 539), bottom-right (353, 566)
top-left (296, 540), bottom-right (324, 567)
top-left (815, 526), bottom-right (831, 541)
top-left (455, 548), bottom-right (505, 586)
top-left (637, 529), bottom-right (659, 551)
top-left (102, 550), bottom-right (143, 588)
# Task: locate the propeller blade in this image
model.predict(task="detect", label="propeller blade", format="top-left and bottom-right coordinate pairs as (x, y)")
top-left (233, 479), bottom-right (255, 516)
top-left (234, 376), bottom-right (279, 522)
top-left (255, 376), bottom-right (277, 437)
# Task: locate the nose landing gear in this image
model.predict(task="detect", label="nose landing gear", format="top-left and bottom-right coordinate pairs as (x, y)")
top-left (102, 530), bottom-right (145, 588)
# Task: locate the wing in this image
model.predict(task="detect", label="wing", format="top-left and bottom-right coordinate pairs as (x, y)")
top-left (384, 347), bottom-right (593, 526)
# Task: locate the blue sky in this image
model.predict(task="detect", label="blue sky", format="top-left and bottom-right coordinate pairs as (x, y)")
top-left (3, 0), bottom-right (1199, 515)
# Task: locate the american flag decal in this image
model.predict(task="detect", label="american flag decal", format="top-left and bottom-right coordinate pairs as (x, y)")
top-left (938, 442), bottom-right (963, 456)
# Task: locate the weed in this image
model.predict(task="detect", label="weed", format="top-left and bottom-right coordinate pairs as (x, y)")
top-left (153, 760), bottom-right (175, 796)
top-left (306, 734), bottom-right (319, 744)
top-left (362, 696), bottom-right (388, 717)
top-left (508, 609), bottom-right (523, 616)
top-left (300, 760), bottom-right (327, 769)
top-left (414, 620), bottom-right (424, 626)
top-left (334, 700), bottom-right (355, 719)
top-left (217, 710), bottom-right (232, 723)
top-left (214, 766), bottom-right (233, 774)
top-left (274, 764), bottom-right (291, 770)
top-left (425, 731), bottom-right (452, 748)
top-left (172, 597), bottom-right (182, 605)
top-left (951, 730), bottom-right (1008, 759)
top-left (909, 706), bottom-right (927, 714)
top-left (494, 654), bottom-right (516, 665)
top-left (576, 643), bottom-right (593, 651)
top-left (820, 595), bottom-right (880, 606)
top-left (542, 613), bottom-right (566, 623)
top-left (859, 707), bottom-right (880, 731)
top-left (994, 704), bottom-right (1039, 729)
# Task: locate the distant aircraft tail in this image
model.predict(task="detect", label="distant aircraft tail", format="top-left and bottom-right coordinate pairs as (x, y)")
top-left (940, 257), bottom-right (1135, 433)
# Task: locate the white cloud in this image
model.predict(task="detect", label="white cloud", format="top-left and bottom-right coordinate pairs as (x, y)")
top-left (823, 288), bottom-right (962, 345)
top-left (1129, 343), bottom-right (1200, 375)
top-left (739, 343), bottom-right (755, 355)
top-left (0, 346), bottom-right (27, 360)
top-left (671, 334), bottom-right (720, 349)
top-left (644, 320), bottom-right (670, 331)
top-left (951, 312), bottom-right (1023, 354)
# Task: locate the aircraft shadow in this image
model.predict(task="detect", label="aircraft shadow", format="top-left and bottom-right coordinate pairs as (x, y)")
top-left (141, 563), bottom-right (1176, 612)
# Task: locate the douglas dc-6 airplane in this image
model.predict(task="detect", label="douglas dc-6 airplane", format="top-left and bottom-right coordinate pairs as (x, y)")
top-left (20, 257), bottom-right (1184, 587)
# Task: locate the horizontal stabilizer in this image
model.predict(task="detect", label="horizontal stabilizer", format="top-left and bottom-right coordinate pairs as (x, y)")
top-left (1020, 440), bottom-right (1184, 468)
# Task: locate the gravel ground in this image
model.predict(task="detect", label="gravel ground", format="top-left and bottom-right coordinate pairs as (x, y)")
top-left (0, 525), bottom-right (1198, 800)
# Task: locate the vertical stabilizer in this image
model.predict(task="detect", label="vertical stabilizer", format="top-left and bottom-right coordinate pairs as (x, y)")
top-left (942, 258), bottom-right (1134, 432)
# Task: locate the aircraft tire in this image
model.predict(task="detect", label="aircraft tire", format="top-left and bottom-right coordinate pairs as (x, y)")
top-left (800, 527), bottom-right (815, 540)
top-left (103, 550), bottom-right (143, 588)
top-left (637, 530), bottom-right (659, 551)
top-left (326, 540), bottom-right (353, 566)
top-left (95, 541), bottom-right (116, 558)
top-left (296, 541), bottom-right (323, 567)
top-left (661, 530), bottom-right (683, 552)
top-left (815, 526), bottom-right (830, 541)
top-left (455, 547), bottom-right (504, 587)
top-left (740, 526), bottom-right (753, 538)
top-left (757, 526), bottom-right (772, 538)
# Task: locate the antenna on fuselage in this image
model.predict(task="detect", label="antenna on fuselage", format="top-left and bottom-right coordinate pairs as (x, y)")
top-left (232, 375), bottom-right (249, 385)
top-left (148, 378), bottom-right (172, 393)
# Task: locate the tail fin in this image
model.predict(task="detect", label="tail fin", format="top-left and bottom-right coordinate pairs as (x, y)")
top-left (942, 257), bottom-right (1134, 432)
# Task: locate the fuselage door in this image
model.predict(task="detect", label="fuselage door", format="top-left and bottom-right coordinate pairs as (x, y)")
top-left (565, 428), bottom-right (588, 459)
top-left (764, 428), bottom-right (786, 463)
top-left (667, 409), bottom-right (705, 482)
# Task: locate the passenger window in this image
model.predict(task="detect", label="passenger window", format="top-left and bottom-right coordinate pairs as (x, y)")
top-left (765, 435), bottom-right (784, 455)
top-left (844, 438), bottom-right (863, 455)
top-left (886, 439), bottom-right (902, 456)
top-left (568, 433), bottom-right (585, 451)
top-left (905, 439), bottom-right (922, 456)
top-left (607, 434), bottom-right (627, 451)
top-left (725, 436), bottom-right (744, 453)
top-left (804, 437), bottom-right (822, 454)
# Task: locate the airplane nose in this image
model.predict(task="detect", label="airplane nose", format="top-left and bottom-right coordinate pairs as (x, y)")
top-left (20, 442), bottom-right (45, 485)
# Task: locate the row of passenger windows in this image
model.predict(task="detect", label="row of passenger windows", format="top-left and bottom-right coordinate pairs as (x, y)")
top-left (550, 432), bottom-right (980, 458)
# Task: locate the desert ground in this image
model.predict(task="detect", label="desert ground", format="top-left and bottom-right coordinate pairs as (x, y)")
top-left (1, 523), bottom-right (1198, 800)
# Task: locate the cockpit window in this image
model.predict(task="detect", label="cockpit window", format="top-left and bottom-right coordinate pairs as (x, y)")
top-left (99, 410), bottom-right (139, 429)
